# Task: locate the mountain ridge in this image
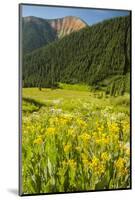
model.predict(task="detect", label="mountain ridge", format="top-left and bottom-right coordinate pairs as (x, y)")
top-left (22, 15), bottom-right (87, 53)
top-left (47, 16), bottom-right (87, 38)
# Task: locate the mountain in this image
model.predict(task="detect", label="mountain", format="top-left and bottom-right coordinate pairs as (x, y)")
top-left (22, 16), bottom-right (87, 54)
top-left (22, 16), bottom-right (57, 54)
top-left (23, 15), bottom-right (131, 94)
top-left (48, 16), bottom-right (87, 38)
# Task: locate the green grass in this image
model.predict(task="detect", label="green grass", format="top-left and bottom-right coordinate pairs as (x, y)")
top-left (58, 83), bottom-right (90, 91)
top-left (22, 87), bottom-right (130, 114)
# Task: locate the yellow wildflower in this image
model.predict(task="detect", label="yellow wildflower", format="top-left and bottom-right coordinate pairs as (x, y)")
top-left (76, 119), bottom-right (87, 128)
top-left (125, 147), bottom-right (130, 156)
top-left (89, 156), bottom-right (105, 176)
top-left (67, 128), bottom-right (76, 137)
top-left (114, 157), bottom-right (126, 171)
top-left (64, 144), bottom-right (71, 153)
top-left (89, 156), bottom-right (100, 169)
top-left (81, 153), bottom-right (88, 160)
top-left (123, 122), bottom-right (129, 133)
top-left (62, 159), bottom-right (77, 170)
top-left (60, 118), bottom-right (68, 125)
top-left (92, 156), bottom-right (99, 166)
top-left (97, 125), bottom-right (104, 133)
top-left (114, 157), bottom-right (128, 177)
top-left (46, 127), bottom-right (56, 136)
top-left (68, 159), bottom-right (77, 170)
top-left (95, 136), bottom-right (109, 145)
top-left (59, 115), bottom-right (72, 125)
top-left (108, 122), bottom-right (119, 134)
top-left (33, 136), bottom-right (43, 144)
top-left (82, 158), bottom-right (89, 168)
top-left (96, 164), bottom-right (105, 176)
top-left (79, 133), bottom-right (91, 143)
top-left (95, 138), bottom-right (101, 145)
top-left (101, 152), bottom-right (110, 162)
top-left (121, 168), bottom-right (128, 176)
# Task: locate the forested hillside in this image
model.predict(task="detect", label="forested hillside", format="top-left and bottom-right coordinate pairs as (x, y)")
top-left (22, 16), bottom-right (57, 54)
top-left (23, 15), bottom-right (131, 95)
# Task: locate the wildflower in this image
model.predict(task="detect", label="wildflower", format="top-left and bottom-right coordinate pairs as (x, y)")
top-left (33, 136), bottom-right (43, 144)
top-left (101, 152), bottom-right (110, 162)
top-left (95, 136), bottom-right (109, 145)
top-left (91, 156), bottom-right (99, 168)
top-left (89, 156), bottom-right (105, 176)
top-left (81, 153), bottom-right (88, 161)
top-left (82, 158), bottom-right (89, 168)
top-left (123, 122), bottom-right (129, 133)
top-left (68, 159), bottom-right (77, 170)
top-left (114, 157), bottom-right (126, 172)
top-left (62, 159), bottom-right (77, 170)
top-left (121, 168), bottom-right (128, 176)
top-left (103, 137), bottom-right (109, 145)
top-left (97, 164), bottom-right (105, 176)
top-left (67, 128), bottom-right (76, 137)
top-left (76, 119), bottom-right (87, 128)
top-left (46, 127), bottom-right (56, 136)
top-left (79, 133), bottom-right (91, 143)
top-left (125, 147), bottom-right (130, 156)
top-left (64, 144), bottom-right (71, 153)
top-left (114, 157), bottom-right (128, 177)
top-left (59, 118), bottom-right (68, 125)
top-left (95, 138), bottom-right (101, 145)
top-left (108, 122), bottom-right (119, 134)
top-left (97, 125), bottom-right (104, 133)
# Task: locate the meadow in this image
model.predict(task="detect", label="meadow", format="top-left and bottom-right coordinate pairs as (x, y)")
top-left (22, 84), bottom-right (130, 194)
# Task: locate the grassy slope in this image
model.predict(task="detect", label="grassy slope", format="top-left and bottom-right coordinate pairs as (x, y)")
top-left (22, 86), bottom-right (130, 114)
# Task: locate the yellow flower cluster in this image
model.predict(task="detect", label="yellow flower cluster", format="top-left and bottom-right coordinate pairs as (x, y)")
top-left (60, 118), bottom-right (68, 125)
top-left (68, 159), bottom-right (77, 169)
top-left (114, 157), bottom-right (127, 175)
top-left (79, 132), bottom-right (91, 143)
top-left (90, 156), bottom-right (99, 168)
top-left (46, 127), bottom-right (56, 136)
top-left (108, 122), bottom-right (119, 134)
top-left (64, 144), bottom-right (71, 153)
top-left (82, 158), bottom-right (89, 168)
top-left (33, 136), bottom-right (43, 144)
top-left (67, 128), bottom-right (76, 137)
top-left (123, 122), bottom-right (129, 133)
top-left (89, 156), bottom-right (105, 176)
top-left (59, 115), bottom-right (72, 125)
top-left (125, 147), bottom-right (130, 156)
top-left (76, 118), bottom-right (87, 128)
top-left (62, 159), bottom-right (77, 170)
top-left (101, 152), bottom-right (110, 162)
top-left (97, 125), bottom-right (104, 133)
top-left (95, 135), bottom-right (109, 145)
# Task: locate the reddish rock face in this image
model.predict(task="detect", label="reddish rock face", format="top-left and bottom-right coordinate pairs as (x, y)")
top-left (48, 16), bottom-right (87, 38)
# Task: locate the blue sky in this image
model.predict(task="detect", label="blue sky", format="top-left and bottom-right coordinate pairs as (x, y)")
top-left (22, 5), bottom-right (130, 25)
